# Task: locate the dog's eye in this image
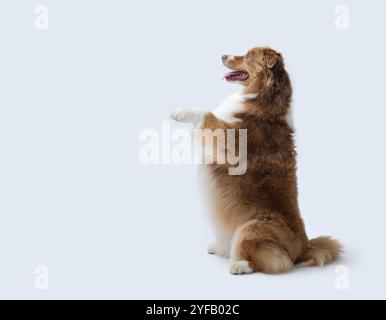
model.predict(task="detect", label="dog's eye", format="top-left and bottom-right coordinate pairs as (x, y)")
top-left (246, 53), bottom-right (252, 61)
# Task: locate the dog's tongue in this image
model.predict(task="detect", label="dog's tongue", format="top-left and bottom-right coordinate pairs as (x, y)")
top-left (224, 70), bottom-right (248, 81)
top-left (224, 71), bottom-right (241, 79)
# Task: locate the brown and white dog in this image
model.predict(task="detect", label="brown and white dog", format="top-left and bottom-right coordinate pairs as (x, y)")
top-left (170, 47), bottom-right (342, 275)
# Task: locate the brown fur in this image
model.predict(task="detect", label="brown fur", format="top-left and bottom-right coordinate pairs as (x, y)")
top-left (202, 47), bottom-right (342, 274)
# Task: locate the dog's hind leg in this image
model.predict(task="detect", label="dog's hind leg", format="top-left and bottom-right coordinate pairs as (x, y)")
top-left (230, 220), bottom-right (294, 275)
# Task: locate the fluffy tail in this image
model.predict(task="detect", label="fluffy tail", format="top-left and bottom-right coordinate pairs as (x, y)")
top-left (297, 236), bottom-right (343, 267)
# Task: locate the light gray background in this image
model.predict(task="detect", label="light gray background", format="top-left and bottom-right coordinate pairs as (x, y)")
top-left (0, 0), bottom-right (385, 299)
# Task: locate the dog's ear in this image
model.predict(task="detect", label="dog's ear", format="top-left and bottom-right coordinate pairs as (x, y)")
top-left (262, 49), bottom-right (283, 69)
top-left (259, 48), bottom-right (290, 106)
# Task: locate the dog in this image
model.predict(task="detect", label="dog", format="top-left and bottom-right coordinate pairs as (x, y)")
top-left (170, 47), bottom-right (342, 275)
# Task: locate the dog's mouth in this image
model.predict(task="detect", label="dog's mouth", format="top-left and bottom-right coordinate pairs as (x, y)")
top-left (224, 70), bottom-right (249, 82)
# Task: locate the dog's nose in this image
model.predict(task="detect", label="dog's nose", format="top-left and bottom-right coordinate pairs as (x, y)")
top-left (222, 55), bottom-right (229, 61)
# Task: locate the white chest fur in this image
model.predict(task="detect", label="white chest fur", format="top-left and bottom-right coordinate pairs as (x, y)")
top-left (214, 91), bottom-right (294, 130)
top-left (214, 92), bottom-right (257, 123)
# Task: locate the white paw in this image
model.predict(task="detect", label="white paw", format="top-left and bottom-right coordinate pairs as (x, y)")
top-left (170, 108), bottom-right (209, 126)
top-left (170, 109), bottom-right (191, 122)
top-left (229, 261), bottom-right (253, 275)
top-left (208, 244), bottom-right (230, 258)
top-left (207, 243), bottom-right (217, 255)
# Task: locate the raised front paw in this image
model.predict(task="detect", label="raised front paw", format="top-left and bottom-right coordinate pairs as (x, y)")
top-left (170, 109), bottom-right (191, 122)
top-left (170, 108), bottom-right (209, 126)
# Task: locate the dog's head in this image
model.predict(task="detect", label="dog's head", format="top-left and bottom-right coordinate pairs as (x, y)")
top-left (222, 47), bottom-right (291, 105)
